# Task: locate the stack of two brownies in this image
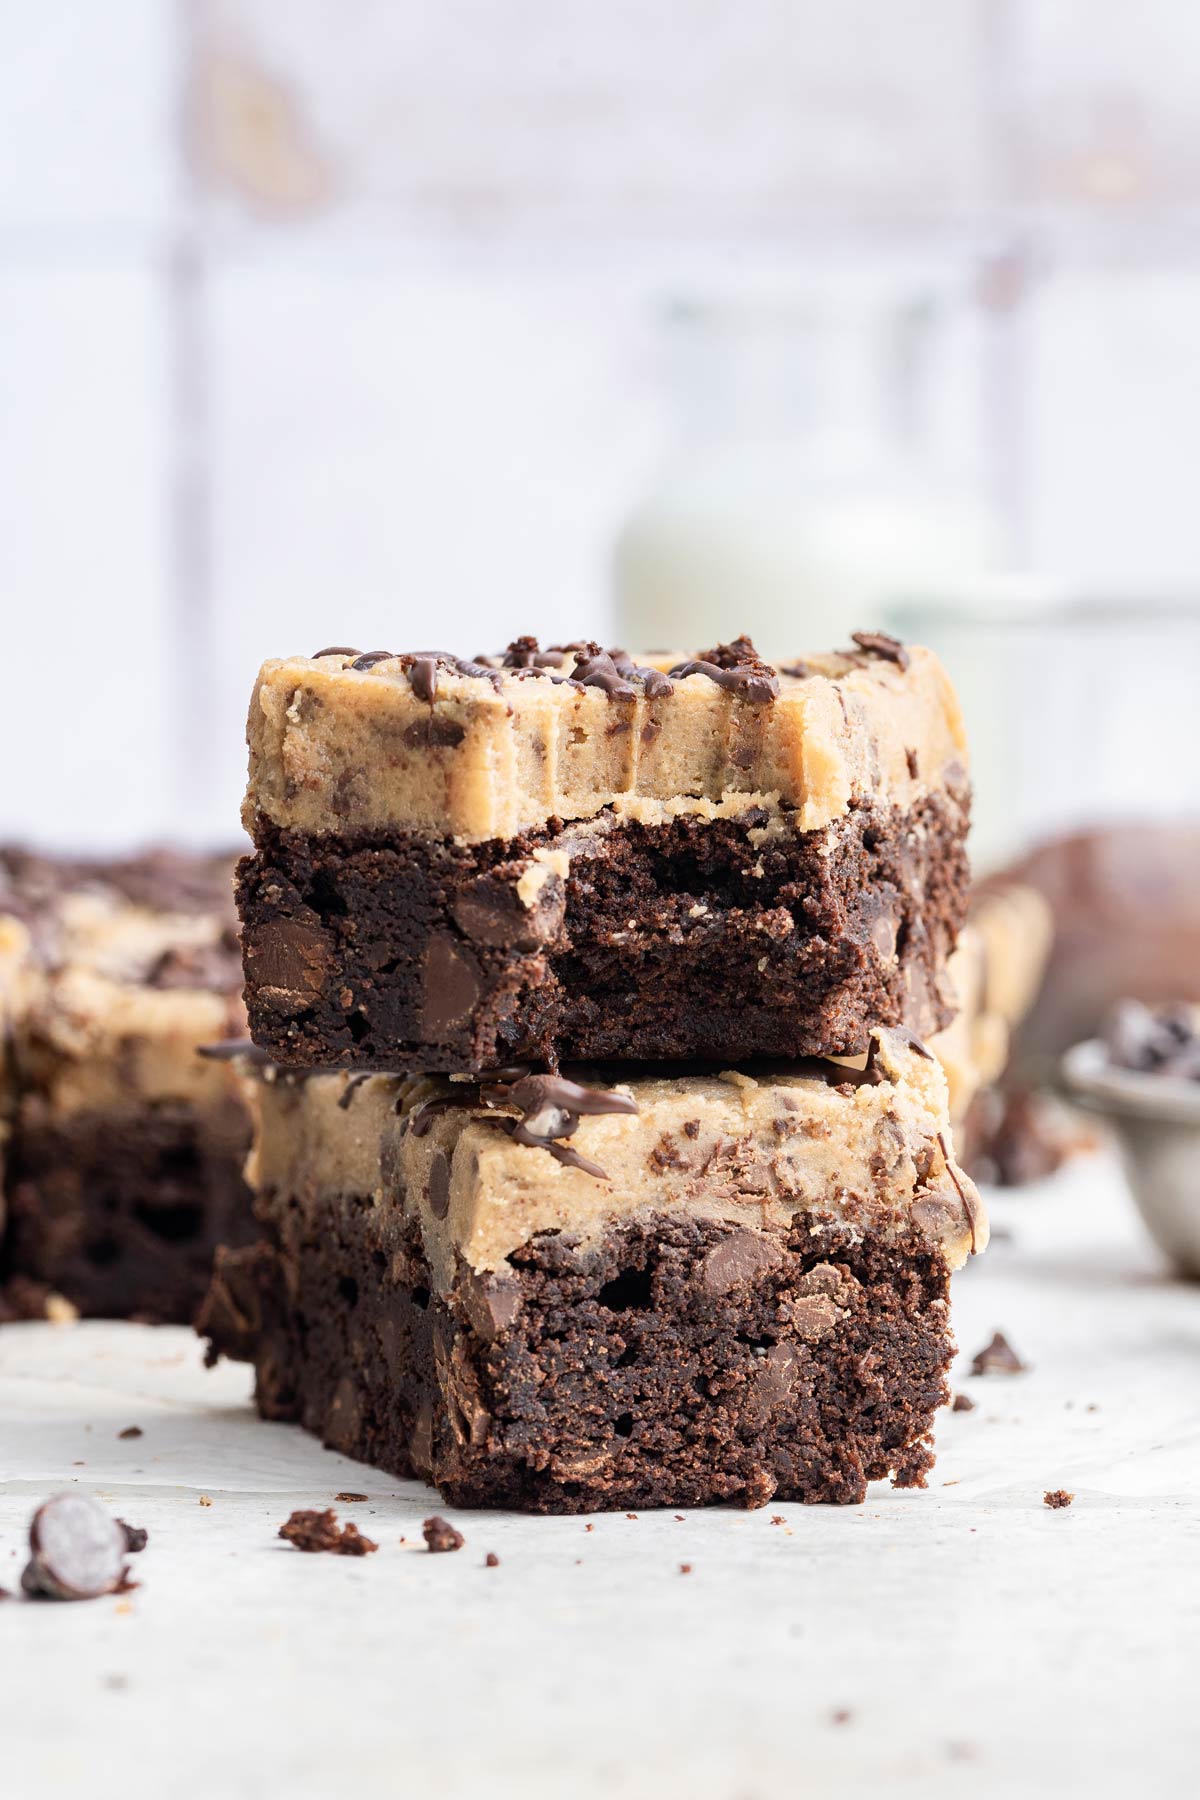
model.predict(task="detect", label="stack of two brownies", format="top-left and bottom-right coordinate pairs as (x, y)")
top-left (203, 632), bottom-right (985, 1512)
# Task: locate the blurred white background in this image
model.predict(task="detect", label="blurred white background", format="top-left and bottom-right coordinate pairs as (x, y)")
top-left (2, 0), bottom-right (1200, 852)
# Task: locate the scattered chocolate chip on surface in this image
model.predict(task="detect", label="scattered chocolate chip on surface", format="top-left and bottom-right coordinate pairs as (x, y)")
top-left (278, 1508), bottom-right (378, 1556)
top-left (1044, 1489), bottom-right (1074, 1509)
top-left (117, 1426), bottom-right (143, 1440)
top-left (21, 1494), bottom-right (134, 1601)
top-left (951, 1392), bottom-right (977, 1412)
top-left (485, 1552), bottom-right (500, 1568)
top-left (970, 1331), bottom-right (1027, 1376)
top-left (423, 1515), bottom-right (464, 1554)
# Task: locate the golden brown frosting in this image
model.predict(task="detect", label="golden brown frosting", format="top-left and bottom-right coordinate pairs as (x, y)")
top-left (244, 639), bottom-right (967, 844)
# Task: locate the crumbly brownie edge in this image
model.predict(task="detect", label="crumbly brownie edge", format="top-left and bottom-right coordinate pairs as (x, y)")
top-left (201, 1206), bottom-right (954, 1513)
top-left (239, 790), bottom-right (969, 1072)
top-left (2, 1099), bottom-right (256, 1324)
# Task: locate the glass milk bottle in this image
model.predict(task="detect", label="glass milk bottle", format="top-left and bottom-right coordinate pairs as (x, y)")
top-left (614, 287), bottom-right (998, 657)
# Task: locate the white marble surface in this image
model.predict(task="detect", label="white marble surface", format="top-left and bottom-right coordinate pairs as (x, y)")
top-left (1, 1154), bottom-right (1197, 1799)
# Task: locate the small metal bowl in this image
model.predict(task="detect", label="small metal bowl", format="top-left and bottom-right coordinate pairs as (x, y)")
top-left (1064, 1039), bottom-right (1200, 1277)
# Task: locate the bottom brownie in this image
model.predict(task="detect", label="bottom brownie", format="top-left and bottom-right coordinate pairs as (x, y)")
top-left (3, 1098), bottom-right (255, 1324)
top-left (206, 1209), bottom-right (953, 1511)
top-left (200, 1033), bottom-right (982, 1511)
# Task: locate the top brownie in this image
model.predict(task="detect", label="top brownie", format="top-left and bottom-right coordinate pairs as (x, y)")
top-left (239, 634), bottom-right (971, 1072)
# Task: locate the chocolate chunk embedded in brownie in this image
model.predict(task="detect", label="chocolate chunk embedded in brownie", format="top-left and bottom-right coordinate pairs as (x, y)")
top-left (200, 1028), bottom-right (985, 1513)
top-left (0, 848), bottom-right (256, 1323)
top-left (237, 637), bottom-right (970, 1072)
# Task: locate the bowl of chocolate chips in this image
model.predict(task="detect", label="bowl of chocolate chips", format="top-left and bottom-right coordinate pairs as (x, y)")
top-left (1065, 1001), bottom-right (1200, 1277)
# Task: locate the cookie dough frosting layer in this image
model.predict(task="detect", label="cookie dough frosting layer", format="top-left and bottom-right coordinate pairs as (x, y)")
top-left (244, 635), bottom-right (967, 843)
top-left (246, 1027), bottom-right (985, 1293)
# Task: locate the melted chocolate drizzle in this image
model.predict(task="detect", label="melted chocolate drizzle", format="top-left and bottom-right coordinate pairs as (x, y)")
top-left (668, 636), bottom-right (779, 705)
top-left (404, 1069), bottom-right (638, 1181)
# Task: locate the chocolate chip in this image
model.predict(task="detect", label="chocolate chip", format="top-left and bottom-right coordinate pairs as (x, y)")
top-left (419, 936), bottom-right (483, 1039)
top-left (348, 650), bottom-right (396, 671)
top-left (312, 645), bottom-right (359, 658)
top-left (22, 1494), bottom-right (131, 1601)
top-left (402, 715), bottom-right (466, 748)
top-left (117, 1425), bottom-right (143, 1440)
top-left (459, 1270), bottom-right (521, 1341)
top-left (337, 1073), bottom-right (373, 1110)
top-left (485, 1551), bottom-right (500, 1567)
top-left (278, 1508), bottom-right (378, 1555)
top-left (700, 1230), bottom-right (784, 1295)
top-left (970, 1331), bottom-right (1026, 1376)
top-left (451, 869), bottom-right (565, 950)
top-left (423, 1515), bottom-right (464, 1553)
top-left (906, 747), bottom-right (920, 779)
top-left (427, 1149), bottom-right (452, 1220)
top-left (951, 1393), bottom-right (976, 1413)
top-left (1043, 1489), bottom-right (1074, 1509)
top-left (891, 1025), bottom-right (934, 1060)
top-left (850, 630), bottom-right (909, 670)
top-left (781, 661), bottom-right (812, 679)
top-left (407, 655), bottom-right (439, 701)
top-left (247, 916), bottom-right (331, 1014)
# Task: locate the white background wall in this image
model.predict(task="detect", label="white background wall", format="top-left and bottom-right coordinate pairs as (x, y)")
top-left (3, 0), bottom-right (1200, 849)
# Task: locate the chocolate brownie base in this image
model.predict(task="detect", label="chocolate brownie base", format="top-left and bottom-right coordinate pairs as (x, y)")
top-left (203, 1209), bottom-right (953, 1512)
top-left (2, 1099), bottom-right (255, 1323)
top-left (239, 790), bottom-right (969, 1072)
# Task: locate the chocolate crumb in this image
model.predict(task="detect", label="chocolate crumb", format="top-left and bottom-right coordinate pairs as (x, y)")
top-left (951, 1393), bottom-right (976, 1413)
top-left (279, 1508), bottom-right (378, 1556)
top-left (770, 1514), bottom-right (786, 1525)
top-left (831, 1709), bottom-right (854, 1726)
top-left (117, 1426), bottom-right (143, 1440)
top-left (584, 1523), bottom-right (594, 1532)
top-left (679, 1563), bottom-right (693, 1574)
top-left (423, 1515), bottom-right (464, 1554)
top-left (335, 1492), bottom-right (369, 1503)
top-left (1044, 1489), bottom-right (1074, 1510)
top-left (485, 1552), bottom-right (500, 1568)
top-left (970, 1331), bottom-right (1027, 1376)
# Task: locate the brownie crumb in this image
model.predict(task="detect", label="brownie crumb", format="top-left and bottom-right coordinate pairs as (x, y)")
top-left (679, 1563), bottom-right (693, 1574)
top-left (116, 1521), bottom-right (149, 1554)
top-left (1044, 1489), bottom-right (1074, 1510)
top-left (198, 1495), bottom-right (213, 1507)
top-left (970, 1331), bottom-right (1026, 1376)
top-left (117, 1426), bottom-right (143, 1440)
top-left (485, 1552), bottom-right (500, 1568)
top-left (423, 1515), bottom-right (464, 1554)
top-left (951, 1392), bottom-right (976, 1412)
top-left (334, 1492), bottom-right (368, 1503)
top-left (279, 1508), bottom-right (379, 1556)
top-left (770, 1514), bottom-right (786, 1525)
